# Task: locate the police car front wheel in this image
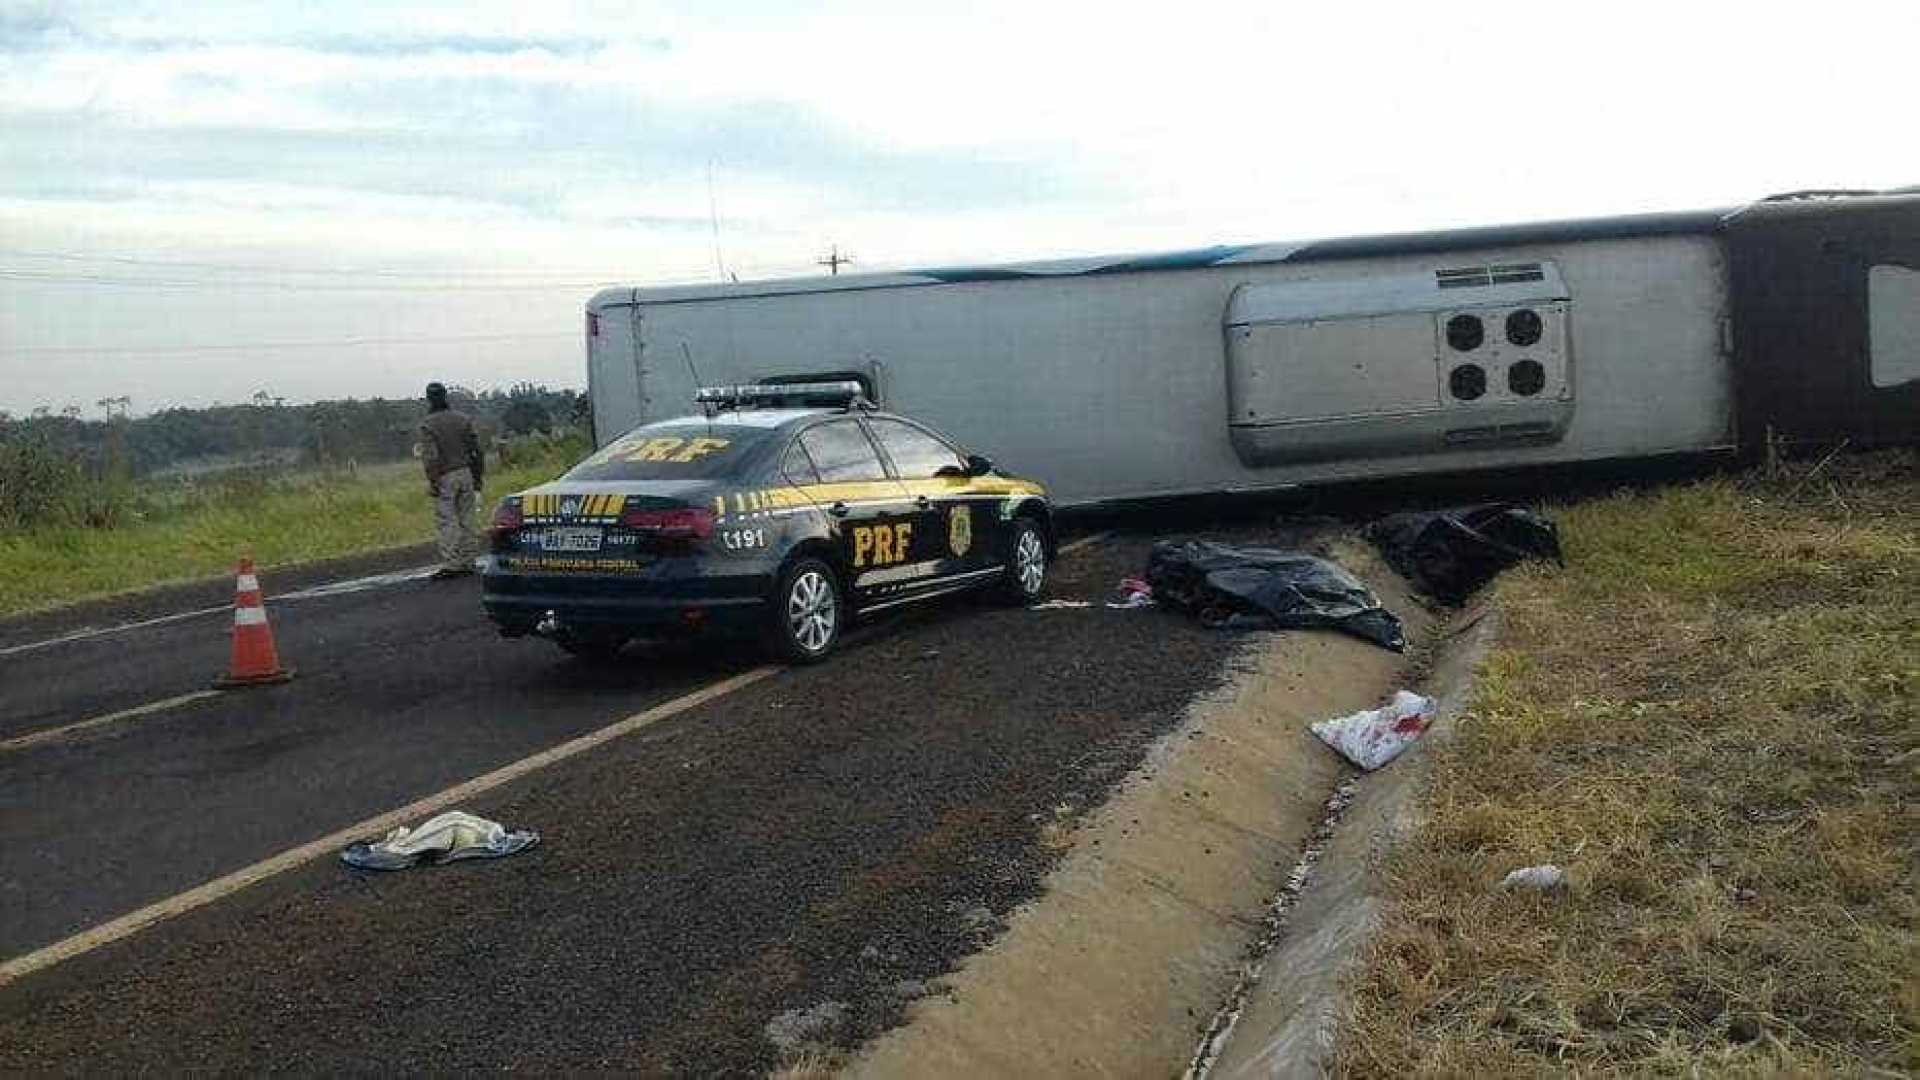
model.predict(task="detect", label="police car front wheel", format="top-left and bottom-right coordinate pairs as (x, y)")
top-left (996, 519), bottom-right (1048, 603)
top-left (767, 557), bottom-right (842, 663)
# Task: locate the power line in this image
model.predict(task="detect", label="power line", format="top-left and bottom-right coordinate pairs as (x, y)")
top-left (6, 331), bottom-right (575, 356)
top-left (0, 269), bottom-right (628, 293)
top-left (0, 247), bottom-right (644, 281)
top-left (1, 250), bottom-right (843, 291)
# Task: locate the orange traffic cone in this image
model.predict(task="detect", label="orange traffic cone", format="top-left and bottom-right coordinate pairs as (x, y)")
top-left (214, 557), bottom-right (294, 688)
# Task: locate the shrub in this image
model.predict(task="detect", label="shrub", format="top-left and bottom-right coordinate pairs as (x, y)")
top-left (0, 438), bottom-right (86, 531)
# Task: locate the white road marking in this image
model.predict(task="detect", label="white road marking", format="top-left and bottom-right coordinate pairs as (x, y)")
top-left (0, 564), bottom-right (443, 659)
top-left (0, 666), bottom-right (779, 989)
top-left (0, 605), bottom-right (230, 659)
top-left (0, 690), bottom-right (224, 755)
top-left (276, 565), bottom-right (442, 600)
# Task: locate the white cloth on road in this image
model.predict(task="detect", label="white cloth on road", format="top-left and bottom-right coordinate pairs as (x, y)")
top-left (1028, 599), bottom-right (1092, 611)
top-left (434, 466), bottom-right (479, 571)
top-left (341, 811), bottom-right (539, 871)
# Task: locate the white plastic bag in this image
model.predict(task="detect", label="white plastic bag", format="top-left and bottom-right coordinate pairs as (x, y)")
top-left (1498, 864), bottom-right (1567, 892)
top-left (1310, 690), bottom-right (1435, 770)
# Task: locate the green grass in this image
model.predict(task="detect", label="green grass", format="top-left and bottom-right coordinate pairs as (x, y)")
top-left (1338, 450), bottom-right (1919, 1075)
top-left (0, 436), bottom-right (588, 616)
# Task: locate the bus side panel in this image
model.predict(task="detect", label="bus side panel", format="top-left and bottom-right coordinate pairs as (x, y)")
top-left (636, 273), bottom-right (1254, 504)
top-left (1540, 234), bottom-right (1733, 460)
top-left (1213, 235), bottom-right (1732, 493)
top-left (620, 234), bottom-right (1733, 506)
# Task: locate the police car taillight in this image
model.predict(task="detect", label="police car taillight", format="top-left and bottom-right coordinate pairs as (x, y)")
top-left (620, 506), bottom-right (715, 540)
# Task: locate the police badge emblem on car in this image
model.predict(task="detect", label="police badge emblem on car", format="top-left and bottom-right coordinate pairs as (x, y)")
top-left (949, 504), bottom-right (972, 557)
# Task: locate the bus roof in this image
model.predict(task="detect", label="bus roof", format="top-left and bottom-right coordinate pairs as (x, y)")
top-left (589, 190), bottom-right (1920, 310)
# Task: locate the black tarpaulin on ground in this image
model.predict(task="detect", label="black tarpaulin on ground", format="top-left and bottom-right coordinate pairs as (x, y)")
top-left (1145, 540), bottom-right (1406, 652)
top-left (1364, 503), bottom-right (1563, 604)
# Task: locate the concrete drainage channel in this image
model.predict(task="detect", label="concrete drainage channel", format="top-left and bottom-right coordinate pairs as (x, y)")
top-left (1183, 777), bottom-right (1360, 1078)
top-left (845, 543), bottom-right (1500, 1078)
top-left (1195, 606), bottom-right (1499, 1078)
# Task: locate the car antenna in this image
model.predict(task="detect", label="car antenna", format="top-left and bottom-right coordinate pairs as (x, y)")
top-left (682, 342), bottom-right (716, 430)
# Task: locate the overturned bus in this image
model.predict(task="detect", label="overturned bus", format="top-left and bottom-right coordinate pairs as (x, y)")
top-left (584, 190), bottom-right (1920, 507)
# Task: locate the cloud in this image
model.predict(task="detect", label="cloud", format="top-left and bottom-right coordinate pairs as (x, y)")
top-left (1, 0), bottom-right (1912, 416)
top-left (279, 32), bottom-right (652, 58)
top-left (0, 6), bottom-right (81, 52)
top-left (0, 0), bottom-right (669, 55)
top-left (2, 59), bottom-right (1109, 237)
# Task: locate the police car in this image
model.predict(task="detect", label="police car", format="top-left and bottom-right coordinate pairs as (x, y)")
top-left (482, 382), bottom-right (1054, 662)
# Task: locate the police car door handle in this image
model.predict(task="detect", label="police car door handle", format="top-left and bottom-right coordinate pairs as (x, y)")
top-left (829, 501), bottom-right (850, 518)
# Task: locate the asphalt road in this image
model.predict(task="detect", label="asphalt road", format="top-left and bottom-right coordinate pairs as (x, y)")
top-left (0, 534), bottom-right (1248, 1071)
top-left (0, 554), bottom-right (744, 959)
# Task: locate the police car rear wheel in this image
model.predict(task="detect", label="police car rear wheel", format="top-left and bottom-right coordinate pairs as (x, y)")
top-left (769, 557), bottom-right (841, 663)
top-left (997, 519), bottom-right (1048, 603)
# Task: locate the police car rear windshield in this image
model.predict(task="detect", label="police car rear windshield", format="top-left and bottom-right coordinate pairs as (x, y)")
top-left (563, 419), bottom-right (776, 481)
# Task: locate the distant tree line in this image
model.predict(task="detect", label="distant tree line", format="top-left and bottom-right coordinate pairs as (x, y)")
top-left (0, 383), bottom-right (589, 477)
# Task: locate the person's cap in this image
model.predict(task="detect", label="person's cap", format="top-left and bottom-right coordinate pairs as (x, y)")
top-left (426, 381), bottom-right (447, 398)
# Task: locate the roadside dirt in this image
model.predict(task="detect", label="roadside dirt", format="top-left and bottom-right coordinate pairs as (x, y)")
top-left (850, 542), bottom-right (1441, 1077)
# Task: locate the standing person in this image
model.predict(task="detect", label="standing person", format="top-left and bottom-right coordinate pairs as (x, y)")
top-left (419, 382), bottom-right (485, 578)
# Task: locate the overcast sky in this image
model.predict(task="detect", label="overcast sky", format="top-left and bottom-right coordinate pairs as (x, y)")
top-left (0, 0), bottom-right (1912, 416)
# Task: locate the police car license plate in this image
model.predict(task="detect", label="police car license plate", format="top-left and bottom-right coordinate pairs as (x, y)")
top-left (535, 527), bottom-right (604, 553)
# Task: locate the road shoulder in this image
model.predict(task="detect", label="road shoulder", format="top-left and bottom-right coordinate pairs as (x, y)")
top-left (0, 541), bottom-right (435, 647)
top-left (849, 543), bottom-right (1438, 1077)
top-left (1201, 603), bottom-right (1498, 1078)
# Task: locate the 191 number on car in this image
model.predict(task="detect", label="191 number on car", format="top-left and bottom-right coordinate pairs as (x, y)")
top-left (720, 527), bottom-right (768, 551)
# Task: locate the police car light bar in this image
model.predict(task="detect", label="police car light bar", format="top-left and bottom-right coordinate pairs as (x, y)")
top-left (694, 381), bottom-right (867, 407)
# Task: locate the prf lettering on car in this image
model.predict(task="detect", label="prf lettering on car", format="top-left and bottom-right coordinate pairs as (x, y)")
top-left (852, 522), bottom-right (913, 568)
top-left (617, 436), bottom-right (730, 464)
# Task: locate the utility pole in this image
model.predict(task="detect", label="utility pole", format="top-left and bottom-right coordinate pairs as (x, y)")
top-left (817, 244), bottom-right (854, 276)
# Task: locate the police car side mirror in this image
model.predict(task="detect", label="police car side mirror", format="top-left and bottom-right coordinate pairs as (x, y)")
top-left (965, 454), bottom-right (994, 477)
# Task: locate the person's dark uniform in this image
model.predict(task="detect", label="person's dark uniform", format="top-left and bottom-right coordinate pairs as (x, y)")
top-left (419, 382), bottom-right (484, 576)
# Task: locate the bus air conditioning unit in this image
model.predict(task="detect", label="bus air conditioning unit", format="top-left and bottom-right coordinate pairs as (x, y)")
top-left (1224, 262), bottom-right (1574, 465)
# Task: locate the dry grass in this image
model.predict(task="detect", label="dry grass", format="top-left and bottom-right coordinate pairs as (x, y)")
top-left (1338, 450), bottom-right (1919, 1076)
top-left (769, 1045), bottom-right (847, 1079)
